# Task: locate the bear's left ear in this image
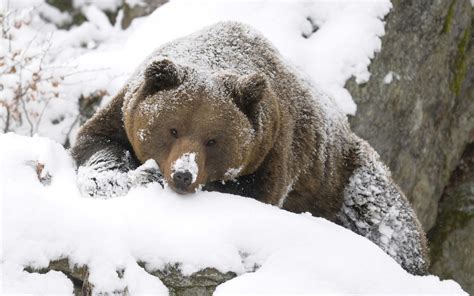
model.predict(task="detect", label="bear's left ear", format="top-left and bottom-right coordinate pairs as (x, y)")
top-left (234, 73), bottom-right (268, 115)
top-left (143, 59), bottom-right (181, 95)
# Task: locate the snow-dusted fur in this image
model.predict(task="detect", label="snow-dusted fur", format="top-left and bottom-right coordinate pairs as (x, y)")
top-left (72, 22), bottom-right (429, 275)
top-left (338, 139), bottom-right (428, 274)
top-left (76, 148), bottom-right (162, 198)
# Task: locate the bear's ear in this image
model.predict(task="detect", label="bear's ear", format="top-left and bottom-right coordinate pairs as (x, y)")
top-left (143, 59), bottom-right (181, 94)
top-left (234, 73), bottom-right (268, 115)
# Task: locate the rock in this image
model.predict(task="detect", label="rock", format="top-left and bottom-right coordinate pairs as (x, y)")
top-left (140, 263), bottom-right (236, 296)
top-left (428, 143), bottom-right (474, 295)
top-left (25, 259), bottom-right (236, 296)
top-left (25, 258), bottom-right (92, 296)
top-left (77, 90), bottom-right (107, 127)
top-left (121, 0), bottom-right (168, 29)
top-left (346, 0), bottom-right (474, 231)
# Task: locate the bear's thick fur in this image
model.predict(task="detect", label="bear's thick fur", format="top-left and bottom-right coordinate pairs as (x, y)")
top-left (72, 22), bottom-right (429, 275)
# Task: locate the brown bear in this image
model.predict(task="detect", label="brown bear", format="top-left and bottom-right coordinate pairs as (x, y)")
top-left (71, 21), bottom-right (429, 275)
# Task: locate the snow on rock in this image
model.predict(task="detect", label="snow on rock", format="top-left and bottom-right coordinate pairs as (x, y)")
top-left (0, 133), bottom-right (467, 295)
top-left (383, 70), bottom-right (401, 84)
top-left (72, 0), bottom-right (392, 116)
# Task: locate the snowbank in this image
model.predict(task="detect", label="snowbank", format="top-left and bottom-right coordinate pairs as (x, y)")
top-left (72, 0), bottom-right (392, 117)
top-left (1, 0), bottom-right (392, 144)
top-left (0, 133), bottom-right (466, 295)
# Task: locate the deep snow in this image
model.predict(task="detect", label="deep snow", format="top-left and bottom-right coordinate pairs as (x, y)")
top-left (72, 0), bottom-right (392, 117)
top-left (1, 0), bottom-right (393, 144)
top-left (0, 133), bottom-right (467, 294)
top-left (1, 0), bottom-right (468, 294)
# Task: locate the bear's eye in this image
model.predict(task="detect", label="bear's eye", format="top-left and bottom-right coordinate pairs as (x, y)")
top-left (206, 139), bottom-right (216, 147)
top-left (170, 128), bottom-right (178, 138)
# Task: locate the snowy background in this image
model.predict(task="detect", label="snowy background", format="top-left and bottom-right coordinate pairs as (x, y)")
top-left (0, 0), bottom-right (468, 294)
top-left (0, 0), bottom-right (391, 144)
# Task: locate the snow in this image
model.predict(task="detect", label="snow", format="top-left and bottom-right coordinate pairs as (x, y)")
top-left (171, 152), bottom-right (199, 184)
top-left (77, 149), bottom-right (162, 198)
top-left (1, 0), bottom-right (391, 143)
top-left (339, 140), bottom-right (428, 274)
top-left (224, 166), bottom-right (242, 180)
top-left (0, 0), bottom-right (133, 144)
top-left (73, 0), bottom-right (122, 12)
top-left (383, 70), bottom-right (400, 84)
top-left (0, 133), bottom-right (467, 295)
top-left (1, 1), bottom-right (467, 294)
top-left (70, 0), bottom-right (392, 118)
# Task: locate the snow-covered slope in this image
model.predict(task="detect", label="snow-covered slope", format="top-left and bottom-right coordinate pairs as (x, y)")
top-left (72, 0), bottom-right (391, 116)
top-left (0, 134), bottom-right (466, 295)
top-left (1, 0), bottom-right (392, 143)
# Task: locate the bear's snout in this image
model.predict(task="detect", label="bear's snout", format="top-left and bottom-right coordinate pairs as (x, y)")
top-left (166, 149), bottom-right (205, 194)
top-left (173, 171), bottom-right (193, 192)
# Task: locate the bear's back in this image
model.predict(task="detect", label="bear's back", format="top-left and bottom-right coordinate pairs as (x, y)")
top-left (150, 21), bottom-right (283, 77)
top-left (139, 21), bottom-right (348, 131)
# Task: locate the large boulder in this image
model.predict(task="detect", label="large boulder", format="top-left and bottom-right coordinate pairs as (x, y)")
top-left (346, 0), bottom-right (473, 231)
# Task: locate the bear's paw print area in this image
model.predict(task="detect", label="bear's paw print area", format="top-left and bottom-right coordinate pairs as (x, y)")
top-left (0, 134), bottom-right (466, 295)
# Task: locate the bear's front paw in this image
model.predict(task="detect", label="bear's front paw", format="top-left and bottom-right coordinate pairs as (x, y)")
top-left (128, 159), bottom-right (164, 188)
top-left (77, 166), bottom-right (131, 198)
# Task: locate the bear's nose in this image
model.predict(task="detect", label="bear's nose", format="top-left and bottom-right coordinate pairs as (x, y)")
top-left (173, 171), bottom-right (193, 191)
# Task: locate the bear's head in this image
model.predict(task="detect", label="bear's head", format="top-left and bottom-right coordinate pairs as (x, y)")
top-left (124, 59), bottom-right (280, 194)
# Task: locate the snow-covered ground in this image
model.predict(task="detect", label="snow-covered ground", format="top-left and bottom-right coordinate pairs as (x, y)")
top-left (1, 0), bottom-right (468, 294)
top-left (72, 0), bottom-right (391, 116)
top-left (0, 134), bottom-right (467, 294)
top-left (2, 0), bottom-right (390, 144)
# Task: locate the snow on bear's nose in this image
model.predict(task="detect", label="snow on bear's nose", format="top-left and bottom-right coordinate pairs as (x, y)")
top-left (170, 152), bottom-right (199, 190)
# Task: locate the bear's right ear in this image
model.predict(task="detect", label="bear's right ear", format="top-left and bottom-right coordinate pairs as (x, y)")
top-left (143, 59), bottom-right (181, 94)
top-left (233, 73), bottom-right (268, 116)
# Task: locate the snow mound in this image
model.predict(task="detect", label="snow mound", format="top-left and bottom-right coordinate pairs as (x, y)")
top-left (0, 134), bottom-right (467, 295)
top-left (73, 0), bottom-right (392, 116)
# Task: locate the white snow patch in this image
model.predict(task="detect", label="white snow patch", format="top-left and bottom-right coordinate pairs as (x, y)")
top-left (171, 152), bottom-right (198, 183)
top-left (0, 134), bottom-right (468, 294)
top-left (137, 128), bottom-right (148, 142)
top-left (2, 0), bottom-right (393, 143)
top-left (383, 71), bottom-right (401, 84)
top-left (70, 0), bottom-right (392, 116)
top-left (278, 179), bottom-right (295, 208)
top-left (224, 166), bottom-right (242, 180)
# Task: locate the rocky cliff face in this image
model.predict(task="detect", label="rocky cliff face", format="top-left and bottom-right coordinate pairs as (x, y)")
top-left (347, 0), bottom-right (473, 231)
top-left (346, 0), bottom-right (473, 293)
